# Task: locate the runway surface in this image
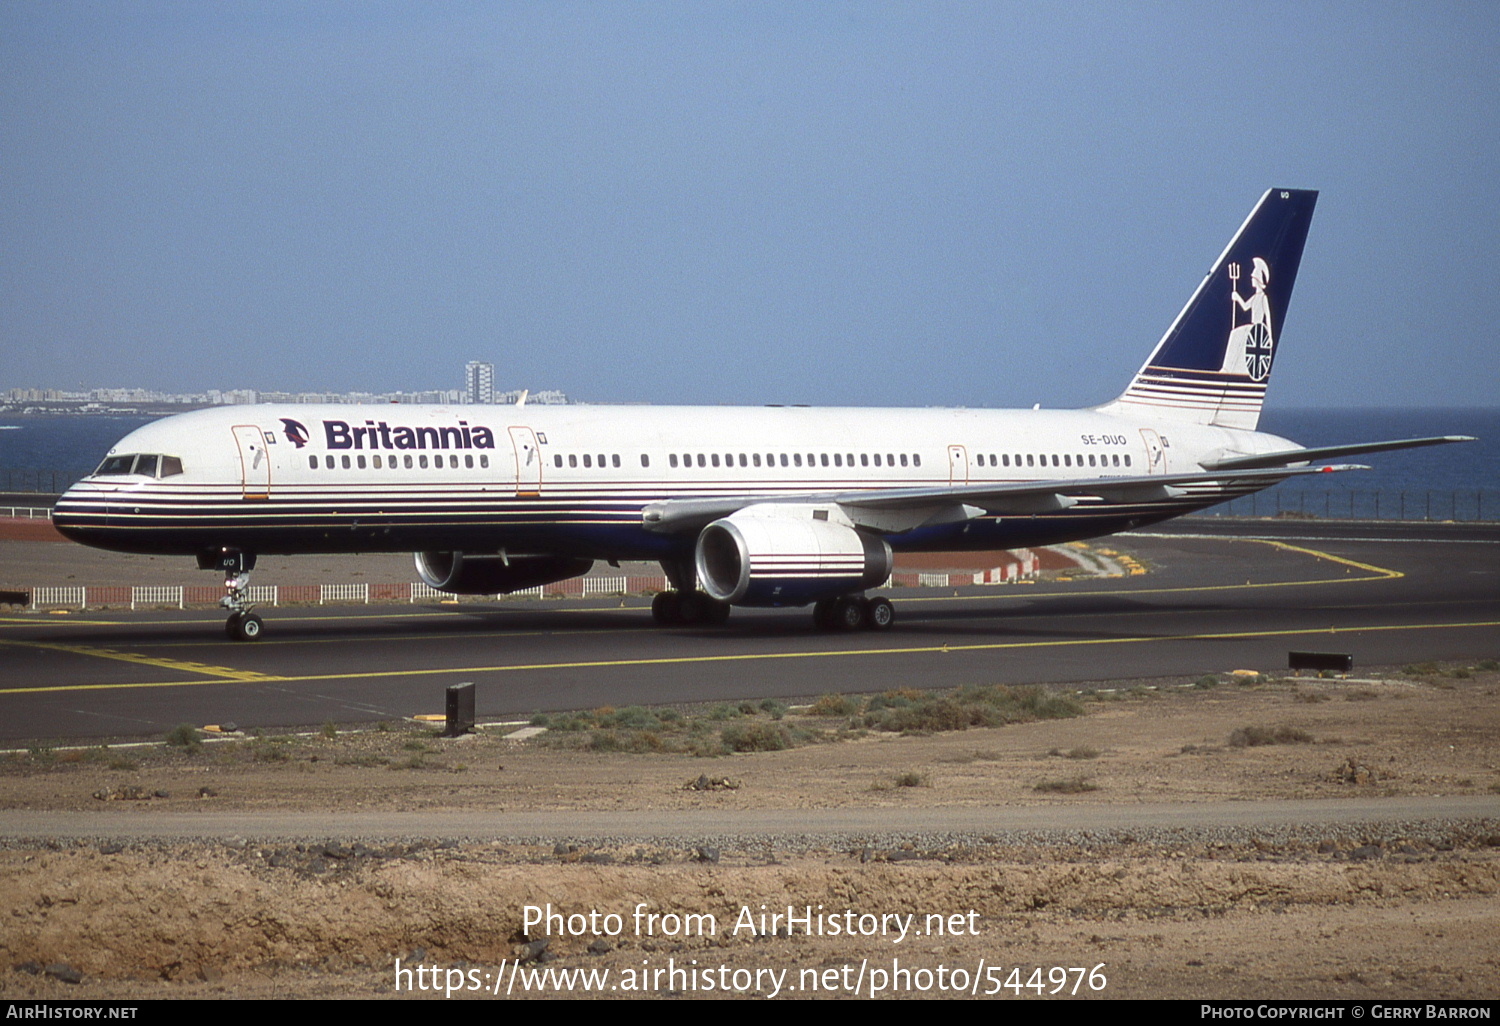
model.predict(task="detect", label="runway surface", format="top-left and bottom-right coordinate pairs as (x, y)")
top-left (2, 532), bottom-right (1497, 743)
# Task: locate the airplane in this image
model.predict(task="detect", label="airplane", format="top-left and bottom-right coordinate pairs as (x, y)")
top-left (51, 188), bottom-right (1472, 641)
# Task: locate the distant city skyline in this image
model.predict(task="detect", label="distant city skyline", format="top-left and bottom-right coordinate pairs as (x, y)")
top-left (4, 356), bottom-right (574, 408)
top-left (3, 383), bottom-right (572, 408)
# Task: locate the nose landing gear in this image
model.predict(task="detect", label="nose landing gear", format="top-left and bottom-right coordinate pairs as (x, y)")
top-left (220, 571), bottom-right (263, 641)
top-left (200, 548), bottom-right (263, 641)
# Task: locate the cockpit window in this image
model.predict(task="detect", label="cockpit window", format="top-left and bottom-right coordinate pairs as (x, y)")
top-left (92, 454), bottom-right (184, 478)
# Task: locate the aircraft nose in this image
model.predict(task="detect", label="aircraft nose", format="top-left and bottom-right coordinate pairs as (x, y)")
top-left (50, 480), bottom-right (109, 538)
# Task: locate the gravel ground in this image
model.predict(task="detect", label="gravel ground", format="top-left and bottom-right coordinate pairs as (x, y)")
top-left (1, 664), bottom-right (1497, 1000)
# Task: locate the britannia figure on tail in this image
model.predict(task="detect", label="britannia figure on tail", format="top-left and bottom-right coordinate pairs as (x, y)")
top-left (1222, 256), bottom-right (1275, 380)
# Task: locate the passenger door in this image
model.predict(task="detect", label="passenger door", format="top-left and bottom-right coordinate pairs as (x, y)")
top-left (232, 425), bottom-right (271, 499)
top-left (947, 444), bottom-right (970, 486)
top-left (508, 426), bottom-right (542, 496)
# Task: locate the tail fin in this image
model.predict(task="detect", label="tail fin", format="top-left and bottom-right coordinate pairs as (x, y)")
top-left (1099, 188), bottom-right (1318, 430)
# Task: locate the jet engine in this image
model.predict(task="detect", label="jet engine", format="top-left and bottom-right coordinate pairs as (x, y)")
top-left (414, 551), bottom-right (593, 595)
top-left (694, 504), bottom-right (892, 606)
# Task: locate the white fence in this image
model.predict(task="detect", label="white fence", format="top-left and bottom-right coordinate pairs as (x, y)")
top-left (245, 585), bottom-right (279, 606)
top-left (131, 586), bottom-right (183, 610)
top-left (19, 557), bottom-right (1040, 611)
top-left (31, 586), bottom-right (86, 609)
top-left (320, 583), bottom-right (368, 604)
top-left (582, 575), bottom-right (629, 597)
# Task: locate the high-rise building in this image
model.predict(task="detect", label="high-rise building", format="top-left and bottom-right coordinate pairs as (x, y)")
top-left (465, 361), bottom-right (494, 405)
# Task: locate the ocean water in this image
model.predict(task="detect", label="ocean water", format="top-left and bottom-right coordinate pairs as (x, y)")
top-left (1236, 408), bottom-right (1498, 521)
top-left (0, 408), bottom-right (1494, 519)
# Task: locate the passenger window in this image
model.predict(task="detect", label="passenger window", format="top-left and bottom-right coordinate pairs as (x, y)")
top-left (778, 454), bottom-right (787, 467)
top-left (860, 454), bottom-right (869, 467)
top-left (669, 454), bottom-right (678, 468)
top-left (569, 454), bottom-right (577, 468)
top-left (465, 454), bottom-right (473, 469)
top-left (342, 455), bottom-right (352, 469)
top-left (872, 454), bottom-right (881, 467)
top-left (480, 454), bottom-right (489, 469)
top-left (1124, 455), bottom-right (1131, 467)
top-left (554, 455), bottom-right (563, 468)
top-left (404, 455), bottom-right (414, 469)
top-left (309, 455), bottom-right (319, 470)
top-left (1063, 455), bottom-right (1071, 467)
top-left (357, 455), bottom-right (367, 469)
top-left (373, 455), bottom-right (383, 469)
top-left (913, 454), bottom-right (921, 467)
top-left (583, 454), bottom-right (592, 468)
top-left (833, 454), bottom-right (842, 467)
top-left (899, 454), bottom-right (908, 467)
top-left (738, 454), bottom-right (747, 467)
top-left (613, 454), bottom-right (621, 468)
top-left (640, 454), bottom-right (649, 468)
top-left (794, 454), bottom-right (803, 467)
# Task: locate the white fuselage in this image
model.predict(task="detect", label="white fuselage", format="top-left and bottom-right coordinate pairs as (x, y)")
top-left (52, 402), bottom-right (1294, 561)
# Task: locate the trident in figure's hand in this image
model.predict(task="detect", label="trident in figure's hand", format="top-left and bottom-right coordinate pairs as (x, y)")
top-left (1228, 262), bottom-right (1240, 325)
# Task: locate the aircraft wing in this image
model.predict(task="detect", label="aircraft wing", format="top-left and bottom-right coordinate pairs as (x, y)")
top-left (641, 464), bottom-right (1364, 535)
top-left (1203, 435), bottom-right (1474, 471)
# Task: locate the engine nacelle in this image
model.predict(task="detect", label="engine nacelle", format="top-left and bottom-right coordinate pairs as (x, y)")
top-left (414, 551), bottom-right (593, 595)
top-left (695, 504), bottom-right (892, 607)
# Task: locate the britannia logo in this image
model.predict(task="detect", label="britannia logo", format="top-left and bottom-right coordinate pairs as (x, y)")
top-left (1221, 257), bottom-right (1275, 381)
top-left (280, 418), bottom-right (311, 448)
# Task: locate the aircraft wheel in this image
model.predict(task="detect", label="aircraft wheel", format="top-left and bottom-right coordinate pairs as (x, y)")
top-left (865, 596), bottom-right (895, 631)
top-left (224, 612), bottom-right (243, 639)
top-left (234, 612), bottom-right (264, 642)
top-left (651, 591), bottom-right (682, 625)
top-left (832, 595), bottom-right (867, 631)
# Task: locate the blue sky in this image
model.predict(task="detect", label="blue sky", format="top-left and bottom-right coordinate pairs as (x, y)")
top-left (2, 1), bottom-right (1496, 408)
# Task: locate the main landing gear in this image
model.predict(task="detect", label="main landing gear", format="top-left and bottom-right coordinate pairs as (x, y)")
top-left (813, 594), bottom-right (896, 632)
top-left (651, 590), bottom-right (732, 626)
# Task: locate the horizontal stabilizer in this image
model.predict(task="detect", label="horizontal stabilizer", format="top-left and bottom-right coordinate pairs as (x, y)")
top-left (1204, 435), bottom-right (1474, 471)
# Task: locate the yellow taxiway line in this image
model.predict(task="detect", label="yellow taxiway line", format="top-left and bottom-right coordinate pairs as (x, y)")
top-left (0, 541), bottom-right (1433, 696)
